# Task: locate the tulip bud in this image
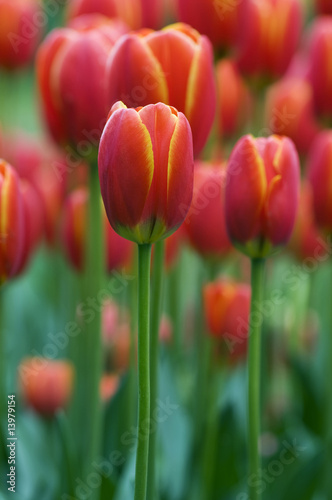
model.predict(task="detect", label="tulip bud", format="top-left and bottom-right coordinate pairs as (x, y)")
top-left (37, 16), bottom-right (128, 154)
top-left (176, 0), bottom-right (245, 50)
top-left (19, 357), bottom-right (74, 416)
top-left (184, 161), bottom-right (232, 259)
top-left (225, 135), bottom-right (300, 258)
top-left (106, 23), bottom-right (216, 156)
top-left (98, 101), bottom-right (194, 244)
top-left (100, 374), bottom-right (119, 402)
top-left (0, 0), bottom-right (44, 70)
top-left (265, 77), bottom-right (320, 154)
top-left (237, 0), bottom-right (303, 78)
top-left (307, 131), bottom-right (332, 232)
top-left (67, 0), bottom-right (163, 30)
top-left (203, 279), bottom-right (251, 362)
top-left (307, 18), bottom-right (332, 119)
top-left (216, 59), bottom-right (251, 139)
top-left (61, 187), bottom-right (133, 271)
top-left (0, 159), bottom-right (25, 283)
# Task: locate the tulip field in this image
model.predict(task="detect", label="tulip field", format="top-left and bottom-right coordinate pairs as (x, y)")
top-left (2, 0), bottom-right (332, 499)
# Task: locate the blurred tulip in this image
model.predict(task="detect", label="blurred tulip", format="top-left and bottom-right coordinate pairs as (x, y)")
top-left (237, 0), bottom-right (303, 78)
top-left (265, 77), bottom-right (320, 154)
top-left (176, 0), bottom-right (245, 50)
top-left (100, 373), bottom-right (119, 402)
top-left (216, 58), bottom-right (251, 139)
top-left (67, 0), bottom-right (163, 30)
top-left (307, 18), bottom-right (332, 119)
top-left (288, 181), bottom-right (326, 261)
top-left (184, 161), bottom-right (232, 259)
top-left (106, 23), bottom-right (216, 156)
top-left (165, 224), bottom-right (185, 270)
top-left (0, 159), bottom-right (25, 283)
top-left (19, 357), bottom-right (74, 416)
top-left (307, 131), bottom-right (332, 232)
top-left (37, 15), bottom-right (128, 153)
top-left (225, 135), bottom-right (300, 258)
top-left (159, 315), bottom-right (173, 343)
top-left (61, 187), bottom-right (133, 272)
top-left (315, 0), bottom-right (332, 15)
top-left (203, 279), bottom-right (251, 361)
top-left (0, 0), bottom-right (43, 70)
top-left (99, 101), bottom-right (194, 244)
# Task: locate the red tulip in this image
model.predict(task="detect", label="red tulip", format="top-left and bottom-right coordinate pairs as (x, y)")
top-left (203, 279), bottom-right (251, 361)
top-left (315, 0), bottom-right (332, 15)
top-left (0, 0), bottom-right (43, 70)
top-left (106, 23), bottom-right (216, 156)
top-left (216, 59), bottom-right (251, 139)
top-left (184, 161), bottom-right (232, 259)
top-left (265, 77), bottom-right (321, 154)
top-left (307, 131), bottom-right (332, 232)
top-left (37, 15), bottom-right (128, 152)
top-left (61, 187), bottom-right (133, 271)
top-left (307, 18), bottom-right (332, 118)
top-left (176, 0), bottom-right (245, 49)
top-left (19, 357), bottom-right (74, 416)
top-left (98, 101), bottom-right (194, 244)
top-left (67, 0), bottom-right (163, 30)
top-left (237, 0), bottom-right (303, 78)
top-left (225, 135), bottom-right (300, 258)
top-left (0, 160), bottom-right (25, 283)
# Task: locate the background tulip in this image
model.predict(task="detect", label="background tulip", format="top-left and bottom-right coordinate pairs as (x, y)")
top-left (225, 135), bottom-right (300, 258)
top-left (107, 23), bottom-right (216, 156)
top-left (315, 0), bottom-right (332, 15)
top-left (184, 161), bottom-right (232, 259)
top-left (98, 101), bottom-right (194, 244)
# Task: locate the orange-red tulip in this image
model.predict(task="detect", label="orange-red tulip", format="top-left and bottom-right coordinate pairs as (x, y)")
top-left (0, 159), bottom-right (25, 283)
top-left (225, 135), bottom-right (300, 258)
top-left (184, 161), bottom-right (232, 259)
top-left (237, 0), bottom-right (303, 78)
top-left (99, 101), bottom-right (194, 244)
top-left (19, 357), bottom-right (74, 416)
top-left (107, 23), bottom-right (216, 156)
top-left (37, 16), bottom-right (128, 153)
top-left (0, 0), bottom-right (43, 70)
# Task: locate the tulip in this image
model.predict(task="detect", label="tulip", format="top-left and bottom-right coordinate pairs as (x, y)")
top-left (0, 159), bottom-right (25, 283)
top-left (184, 161), bottom-right (232, 259)
top-left (98, 101), bottom-right (194, 244)
top-left (307, 131), bottom-right (332, 232)
top-left (307, 18), bottom-right (332, 119)
top-left (100, 374), bottom-right (119, 402)
top-left (67, 0), bottom-right (163, 30)
top-left (61, 187), bottom-right (133, 272)
top-left (237, 0), bottom-right (303, 78)
top-left (19, 358), bottom-right (74, 416)
top-left (265, 77), bottom-right (320, 154)
top-left (176, 0), bottom-right (245, 50)
top-left (204, 279), bottom-right (251, 361)
top-left (315, 0), bottom-right (332, 15)
top-left (0, 0), bottom-right (43, 70)
top-left (37, 15), bottom-right (128, 153)
top-left (106, 23), bottom-right (216, 156)
top-left (225, 134), bottom-right (300, 258)
top-left (216, 59), bottom-right (251, 139)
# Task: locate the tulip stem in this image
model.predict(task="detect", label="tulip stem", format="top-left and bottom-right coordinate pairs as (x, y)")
top-left (248, 258), bottom-right (265, 500)
top-left (135, 243), bottom-right (152, 500)
top-left (147, 239), bottom-right (165, 500)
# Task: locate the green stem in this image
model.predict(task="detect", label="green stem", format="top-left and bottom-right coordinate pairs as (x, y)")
top-left (248, 258), bottom-right (265, 500)
top-left (83, 164), bottom-right (104, 492)
top-left (135, 244), bottom-right (152, 500)
top-left (147, 240), bottom-right (165, 500)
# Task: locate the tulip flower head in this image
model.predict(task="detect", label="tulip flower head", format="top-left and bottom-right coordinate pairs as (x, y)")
top-left (98, 101), bottom-right (194, 245)
top-left (225, 135), bottom-right (300, 258)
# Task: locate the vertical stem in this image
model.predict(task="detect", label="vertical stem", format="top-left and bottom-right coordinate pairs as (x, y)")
top-left (248, 258), bottom-right (265, 500)
top-left (135, 243), bottom-right (152, 500)
top-left (147, 240), bottom-right (165, 500)
top-left (83, 163), bottom-right (104, 492)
